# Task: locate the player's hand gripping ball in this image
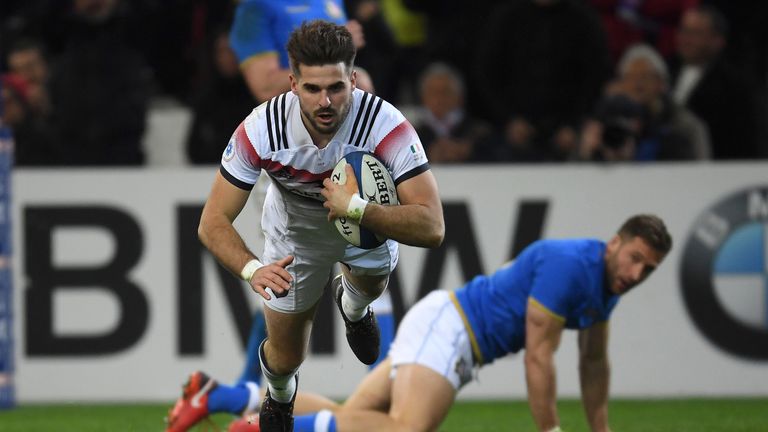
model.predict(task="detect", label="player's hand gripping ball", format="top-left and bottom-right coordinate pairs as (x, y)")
top-left (331, 151), bottom-right (398, 249)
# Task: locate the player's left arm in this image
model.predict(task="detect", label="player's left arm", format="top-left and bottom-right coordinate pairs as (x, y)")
top-left (321, 165), bottom-right (444, 248)
top-left (578, 321), bottom-right (612, 432)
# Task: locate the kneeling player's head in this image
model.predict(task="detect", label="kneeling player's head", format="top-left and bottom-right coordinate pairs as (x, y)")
top-left (604, 214), bottom-right (672, 295)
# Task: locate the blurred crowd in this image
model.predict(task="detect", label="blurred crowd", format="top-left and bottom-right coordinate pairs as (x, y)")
top-left (1, 0), bottom-right (766, 167)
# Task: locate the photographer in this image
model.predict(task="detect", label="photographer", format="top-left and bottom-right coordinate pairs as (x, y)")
top-left (576, 94), bottom-right (642, 161)
top-left (575, 44), bottom-right (711, 162)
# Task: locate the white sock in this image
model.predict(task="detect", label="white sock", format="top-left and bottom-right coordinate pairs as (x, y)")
top-left (341, 276), bottom-right (376, 322)
top-left (267, 373), bottom-right (296, 404)
top-left (244, 381), bottom-right (261, 414)
top-left (315, 409), bottom-right (335, 431)
top-left (259, 341), bottom-right (297, 404)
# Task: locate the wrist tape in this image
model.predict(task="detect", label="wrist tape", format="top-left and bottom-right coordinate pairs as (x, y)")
top-left (346, 194), bottom-right (368, 223)
top-left (240, 259), bottom-right (264, 282)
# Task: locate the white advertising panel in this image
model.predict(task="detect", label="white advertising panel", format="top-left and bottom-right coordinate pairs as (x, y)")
top-left (13, 163), bottom-right (768, 402)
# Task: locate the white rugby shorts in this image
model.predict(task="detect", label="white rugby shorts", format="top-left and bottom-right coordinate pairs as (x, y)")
top-left (259, 184), bottom-right (398, 313)
top-left (389, 290), bottom-right (474, 390)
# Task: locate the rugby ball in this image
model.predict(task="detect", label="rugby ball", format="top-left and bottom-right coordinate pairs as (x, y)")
top-left (331, 151), bottom-right (398, 249)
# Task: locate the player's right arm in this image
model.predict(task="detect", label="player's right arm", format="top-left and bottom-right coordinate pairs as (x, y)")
top-left (198, 171), bottom-right (293, 300)
top-left (524, 299), bottom-right (565, 432)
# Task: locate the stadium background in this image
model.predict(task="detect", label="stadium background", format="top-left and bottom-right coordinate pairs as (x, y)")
top-left (2, 0), bottom-right (768, 430)
top-left (9, 161), bottom-right (768, 404)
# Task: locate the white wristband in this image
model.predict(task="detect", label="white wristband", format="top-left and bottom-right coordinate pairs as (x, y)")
top-left (240, 259), bottom-right (264, 282)
top-left (546, 427), bottom-right (563, 432)
top-left (346, 194), bottom-right (368, 223)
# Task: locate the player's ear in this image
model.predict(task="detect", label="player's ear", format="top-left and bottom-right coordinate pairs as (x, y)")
top-left (606, 234), bottom-right (622, 253)
top-left (289, 74), bottom-right (299, 94)
top-left (350, 68), bottom-right (357, 91)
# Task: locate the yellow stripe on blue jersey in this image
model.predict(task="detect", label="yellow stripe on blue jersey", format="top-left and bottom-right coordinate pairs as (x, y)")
top-left (528, 297), bottom-right (566, 323)
top-left (449, 291), bottom-right (484, 366)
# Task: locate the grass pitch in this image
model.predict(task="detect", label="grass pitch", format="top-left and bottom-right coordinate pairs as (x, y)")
top-left (0, 398), bottom-right (766, 431)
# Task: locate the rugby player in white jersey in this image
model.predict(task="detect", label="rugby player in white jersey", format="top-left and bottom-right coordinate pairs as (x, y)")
top-left (194, 20), bottom-right (444, 432)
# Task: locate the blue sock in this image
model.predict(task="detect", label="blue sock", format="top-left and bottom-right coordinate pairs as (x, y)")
top-left (370, 311), bottom-right (394, 369)
top-left (294, 410), bottom-right (337, 432)
top-left (237, 311), bottom-right (267, 385)
top-left (206, 383), bottom-right (250, 414)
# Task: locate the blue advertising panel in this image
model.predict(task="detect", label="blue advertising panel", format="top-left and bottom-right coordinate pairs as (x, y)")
top-left (0, 79), bottom-right (15, 409)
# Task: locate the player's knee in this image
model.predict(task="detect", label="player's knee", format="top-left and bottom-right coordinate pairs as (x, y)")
top-left (263, 340), bottom-right (306, 373)
top-left (343, 272), bottom-right (388, 298)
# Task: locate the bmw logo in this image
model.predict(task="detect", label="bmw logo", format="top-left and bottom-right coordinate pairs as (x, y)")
top-left (680, 186), bottom-right (768, 359)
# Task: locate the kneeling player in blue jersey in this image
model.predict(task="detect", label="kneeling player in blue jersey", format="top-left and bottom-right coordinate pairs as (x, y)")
top-left (228, 214), bottom-right (671, 432)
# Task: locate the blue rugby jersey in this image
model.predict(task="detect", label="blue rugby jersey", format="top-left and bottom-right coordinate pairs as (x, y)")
top-left (229, 0), bottom-right (347, 68)
top-left (451, 239), bottom-right (619, 365)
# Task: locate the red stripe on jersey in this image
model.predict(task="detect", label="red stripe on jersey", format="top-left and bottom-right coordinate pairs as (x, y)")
top-left (374, 120), bottom-right (415, 161)
top-left (262, 159), bottom-right (334, 183)
top-left (235, 121), bottom-right (260, 166)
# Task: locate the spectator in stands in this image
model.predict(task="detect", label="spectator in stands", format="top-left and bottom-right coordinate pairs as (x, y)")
top-left (575, 44), bottom-right (710, 162)
top-left (7, 39), bottom-right (51, 117)
top-left (670, 5), bottom-right (767, 160)
top-left (475, 0), bottom-right (612, 162)
top-left (344, 0), bottom-right (398, 102)
top-left (574, 94), bottom-right (643, 162)
top-left (702, 0), bottom-right (768, 90)
top-left (587, 0), bottom-right (699, 63)
top-left (401, 0), bottom-right (506, 112)
top-left (0, 73), bottom-right (60, 166)
top-left (375, 0), bottom-right (429, 106)
top-left (344, 0), bottom-right (398, 101)
top-left (48, 0), bottom-right (153, 165)
top-left (186, 29), bottom-right (254, 165)
top-left (411, 62), bottom-right (494, 164)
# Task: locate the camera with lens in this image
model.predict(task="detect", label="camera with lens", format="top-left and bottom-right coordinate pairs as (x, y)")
top-left (595, 95), bottom-right (642, 149)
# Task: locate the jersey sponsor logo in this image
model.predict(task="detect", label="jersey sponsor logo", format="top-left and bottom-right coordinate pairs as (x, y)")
top-left (680, 186), bottom-right (768, 359)
top-left (223, 138), bottom-right (236, 162)
top-left (290, 188), bottom-right (322, 200)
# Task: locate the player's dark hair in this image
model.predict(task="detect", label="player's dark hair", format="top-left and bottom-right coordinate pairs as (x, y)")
top-left (618, 214), bottom-right (672, 254)
top-left (286, 20), bottom-right (356, 77)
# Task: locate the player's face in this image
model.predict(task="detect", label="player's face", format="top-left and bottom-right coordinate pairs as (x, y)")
top-left (291, 63), bottom-right (355, 138)
top-left (604, 235), bottom-right (665, 295)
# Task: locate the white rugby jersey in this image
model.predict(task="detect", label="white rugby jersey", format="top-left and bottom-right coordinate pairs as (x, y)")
top-left (220, 88), bottom-right (429, 206)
